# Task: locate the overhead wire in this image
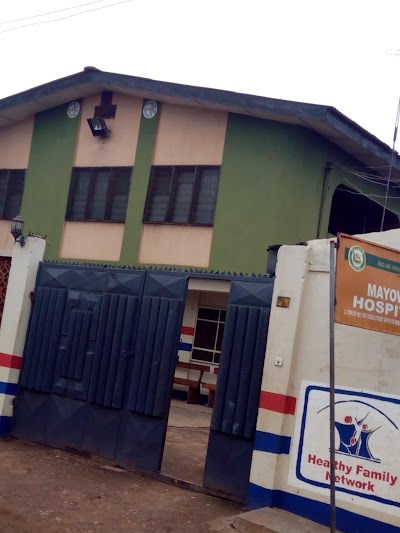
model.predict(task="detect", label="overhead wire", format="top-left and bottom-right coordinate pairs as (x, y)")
top-left (342, 178), bottom-right (400, 200)
top-left (338, 179), bottom-right (400, 219)
top-left (333, 163), bottom-right (400, 185)
top-left (0, 0), bottom-right (135, 34)
top-left (327, 161), bottom-right (400, 218)
top-left (0, 0), bottom-right (110, 25)
top-left (348, 174), bottom-right (388, 187)
top-left (380, 97), bottom-right (400, 230)
top-left (335, 163), bottom-right (397, 181)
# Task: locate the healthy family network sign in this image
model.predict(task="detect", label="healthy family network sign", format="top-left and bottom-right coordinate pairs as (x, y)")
top-left (335, 233), bottom-right (400, 336)
top-left (289, 382), bottom-right (400, 512)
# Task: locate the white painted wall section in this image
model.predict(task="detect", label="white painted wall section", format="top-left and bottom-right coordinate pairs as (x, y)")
top-left (0, 237), bottom-right (46, 434)
top-left (250, 229), bottom-right (400, 531)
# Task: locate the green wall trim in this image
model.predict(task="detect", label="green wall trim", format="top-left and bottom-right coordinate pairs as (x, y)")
top-left (21, 103), bottom-right (80, 260)
top-left (120, 104), bottom-right (160, 264)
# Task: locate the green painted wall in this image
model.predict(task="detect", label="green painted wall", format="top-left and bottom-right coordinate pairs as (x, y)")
top-left (21, 103), bottom-right (80, 260)
top-left (209, 113), bottom-right (329, 273)
top-left (209, 113), bottom-right (400, 274)
top-left (19, 102), bottom-right (400, 273)
top-left (120, 105), bottom-right (160, 265)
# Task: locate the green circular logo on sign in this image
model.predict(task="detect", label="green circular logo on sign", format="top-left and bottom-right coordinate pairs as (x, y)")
top-left (349, 245), bottom-right (366, 271)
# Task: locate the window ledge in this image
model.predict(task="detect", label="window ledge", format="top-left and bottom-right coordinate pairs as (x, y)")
top-left (65, 219), bottom-right (126, 224)
top-left (143, 221), bottom-right (214, 228)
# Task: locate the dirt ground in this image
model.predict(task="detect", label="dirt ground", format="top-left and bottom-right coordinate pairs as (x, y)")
top-left (162, 426), bottom-right (210, 485)
top-left (0, 438), bottom-right (242, 533)
top-left (162, 400), bottom-right (212, 485)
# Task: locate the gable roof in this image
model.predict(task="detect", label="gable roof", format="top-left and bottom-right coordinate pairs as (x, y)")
top-left (0, 66), bottom-right (399, 180)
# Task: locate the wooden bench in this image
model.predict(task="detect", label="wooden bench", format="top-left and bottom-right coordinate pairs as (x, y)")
top-left (201, 367), bottom-right (219, 408)
top-left (173, 361), bottom-right (210, 404)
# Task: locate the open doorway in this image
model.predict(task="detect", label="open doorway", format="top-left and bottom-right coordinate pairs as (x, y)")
top-left (161, 279), bottom-right (230, 485)
top-left (328, 184), bottom-right (400, 235)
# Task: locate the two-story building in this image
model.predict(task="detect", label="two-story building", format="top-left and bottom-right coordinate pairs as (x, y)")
top-left (1, 67), bottom-right (399, 376)
top-left (2, 68), bottom-right (400, 518)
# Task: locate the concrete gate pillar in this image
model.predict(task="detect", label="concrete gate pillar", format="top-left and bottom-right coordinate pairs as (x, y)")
top-left (248, 244), bottom-right (310, 507)
top-left (0, 237), bottom-right (46, 435)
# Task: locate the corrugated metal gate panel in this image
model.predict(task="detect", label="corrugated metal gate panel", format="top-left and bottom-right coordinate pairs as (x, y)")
top-left (14, 263), bottom-right (273, 501)
top-left (20, 287), bottom-right (68, 393)
top-left (13, 264), bottom-right (186, 473)
top-left (128, 274), bottom-right (187, 417)
top-left (117, 272), bottom-right (187, 471)
top-left (204, 279), bottom-right (273, 501)
top-left (211, 306), bottom-right (270, 438)
top-left (87, 293), bottom-right (141, 408)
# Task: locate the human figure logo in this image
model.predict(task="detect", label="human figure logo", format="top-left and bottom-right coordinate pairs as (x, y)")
top-left (289, 384), bottom-right (400, 509)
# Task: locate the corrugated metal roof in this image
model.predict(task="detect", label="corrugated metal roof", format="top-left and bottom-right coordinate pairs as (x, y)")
top-left (0, 66), bottom-right (399, 180)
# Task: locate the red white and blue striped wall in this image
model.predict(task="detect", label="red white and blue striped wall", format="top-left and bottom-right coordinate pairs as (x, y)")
top-left (0, 352), bottom-right (21, 435)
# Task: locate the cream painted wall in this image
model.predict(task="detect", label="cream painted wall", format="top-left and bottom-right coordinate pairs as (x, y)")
top-left (0, 220), bottom-right (15, 252)
top-left (188, 278), bottom-right (230, 293)
top-left (74, 93), bottom-right (142, 167)
top-left (250, 229), bottom-right (400, 529)
top-left (152, 103), bottom-right (228, 165)
top-left (198, 291), bottom-right (229, 308)
top-left (138, 224), bottom-right (213, 267)
top-left (59, 221), bottom-right (124, 261)
top-left (0, 117), bottom-right (34, 169)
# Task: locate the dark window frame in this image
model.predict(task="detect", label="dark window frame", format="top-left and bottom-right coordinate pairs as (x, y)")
top-left (191, 306), bottom-right (226, 365)
top-left (65, 166), bottom-right (133, 223)
top-left (143, 165), bottom-right (220, 226)
top-left (0, 169), bottom-right (26, 220)
top-left (328, 184), bottom-right (400, 235)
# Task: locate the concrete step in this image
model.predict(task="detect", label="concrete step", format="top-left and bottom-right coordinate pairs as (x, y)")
top-left (210, 507), bottom-right (331, 533)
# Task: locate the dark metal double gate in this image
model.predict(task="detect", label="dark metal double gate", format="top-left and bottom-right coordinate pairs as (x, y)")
top-left (13, 263), bottom-right (273, 502)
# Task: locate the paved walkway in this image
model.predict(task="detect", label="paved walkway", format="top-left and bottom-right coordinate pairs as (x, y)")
top-left (167, 399), bottom-right (212, 428)
top-left (162, 400), bottom-right (212, 485)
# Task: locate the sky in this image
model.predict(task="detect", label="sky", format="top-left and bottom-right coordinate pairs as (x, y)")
top-left (1, 0), bottom-right (400, 146)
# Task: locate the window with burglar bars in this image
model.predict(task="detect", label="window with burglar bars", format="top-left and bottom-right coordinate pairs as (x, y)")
top-left (143, 166), bottom-right (220, 226)
top-left (66, 167), bottom-right (132, 222)
top-left (191, 307), bottom-right (226, 365)
top-left (0, 169), bottom-right (25, 220)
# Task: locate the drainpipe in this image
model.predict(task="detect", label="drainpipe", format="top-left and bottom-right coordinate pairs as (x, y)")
top-left (266, 242), bottom-right (307, 277)
top-left (316, 161), bottom-right (333, 239)
top-left (266, 244), bottom-right (282, 277)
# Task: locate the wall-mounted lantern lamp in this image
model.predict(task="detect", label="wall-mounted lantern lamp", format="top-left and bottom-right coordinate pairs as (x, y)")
top-left (87, 117), bottom-right (110, 137)
top-left (11, 214), bottom-right (25, 247)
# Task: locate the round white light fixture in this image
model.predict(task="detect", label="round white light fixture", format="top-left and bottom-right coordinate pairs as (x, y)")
top-left (67, 101), bottom-right (81, 118)
top-left (143, 100), bottom-right (158, 119)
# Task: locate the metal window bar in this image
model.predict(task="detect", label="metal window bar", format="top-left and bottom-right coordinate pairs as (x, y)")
top-left (89, 168), bottom-right (111, 220)
top-left (189, 166), bottom-right (201, 224)
top-left (144, 165), bottom-right (220, 226)
top-left (0, 169), bottom-right (26, 220)
top-left (165, 166), bottom-right (178, 222)
top-left (191, 307), bottom-right (225, 364)
top-left (0, 170), bottom-right (10, 219)
top-left (66, 167), bottom-right (132, 222)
